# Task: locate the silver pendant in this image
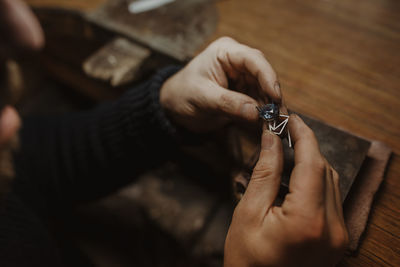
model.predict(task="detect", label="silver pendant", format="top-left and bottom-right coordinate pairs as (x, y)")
top-left (257, 103), bottom-right (292, 147)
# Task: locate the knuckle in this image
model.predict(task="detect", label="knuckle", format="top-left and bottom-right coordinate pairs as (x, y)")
top-left (297, 212), bottom-right (326, 242)
top-left (252, 164), bottom-right (274, 180)
top-left (218, 93), bottom-right (235, 112)
top-left (231, 49), bottom-right (246, 62)
top-left (217, 36), bottom-right (235, 43)
top-left (252, 48), bottom-right (265, 57)
top-left (315, 158), bottom-right (326, 172)
top-left (307, 158), bottom-right (326, 176)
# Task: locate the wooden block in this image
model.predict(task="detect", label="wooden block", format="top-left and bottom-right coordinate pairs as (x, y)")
top-left (86, 0), bottom-right (217, 61)
top-left (83, 37), bottom-right (151, 87)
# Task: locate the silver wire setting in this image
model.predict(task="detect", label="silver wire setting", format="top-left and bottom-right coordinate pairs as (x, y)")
top-left (256, 103), bottom-right (292, 147)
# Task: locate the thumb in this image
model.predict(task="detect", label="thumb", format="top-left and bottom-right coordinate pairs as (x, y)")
top-left (240, 130), bottom-right (283, 219)
top-left (211, 85), bottom-right (259, 123)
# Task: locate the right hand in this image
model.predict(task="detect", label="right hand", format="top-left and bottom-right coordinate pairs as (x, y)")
top-left (224, 114), bottom-right (348, 267)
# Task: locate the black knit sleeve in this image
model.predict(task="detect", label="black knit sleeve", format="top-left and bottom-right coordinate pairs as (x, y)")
top-left (13, 66), bottom-right (182, 213)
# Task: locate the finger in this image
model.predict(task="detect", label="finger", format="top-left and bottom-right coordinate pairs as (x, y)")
top-left (325, 166), bottom-right (348, 251)
top-left (325, 166), bottom-right (341, 228)
top-left (279, 99), bottom-right (289, 116)
top-left (227, 47), bottom-right (280, 102)
top-left (239, 73), bottom-right (268, 104)
top-left (216, 38), bottom-right (281, 103)
top-left (0, 106), bottom-right (20, 150)
top-left (331, 168), bottom-right (345, 223)
top-left (284, 114), bottom-right (326, 213)
top-left (240, 130), bottom-right (283, 219)
top-left (0, 0), bottom-right (44, 51)
top-left (209, 84), bottom-right (259, 122)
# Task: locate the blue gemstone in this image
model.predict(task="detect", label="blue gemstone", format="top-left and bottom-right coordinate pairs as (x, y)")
top-left (258, 103), bottom-right (279, 121)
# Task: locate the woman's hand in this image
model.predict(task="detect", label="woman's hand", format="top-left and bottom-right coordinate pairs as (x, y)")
top-left (160, 37), bottom-right (282, 132)
top-left (224, 114), bottom-right (348, 267)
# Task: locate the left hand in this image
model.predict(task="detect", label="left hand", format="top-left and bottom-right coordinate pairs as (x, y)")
top-left (160, 37), bottom-right (283, 132)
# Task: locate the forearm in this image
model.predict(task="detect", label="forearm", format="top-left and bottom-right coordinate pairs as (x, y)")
top-left (13, 66), bottom-right (181, 211)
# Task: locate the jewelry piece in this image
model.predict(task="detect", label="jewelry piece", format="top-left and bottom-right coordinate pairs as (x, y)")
top-left (257, 103), bottom-right (292, 147)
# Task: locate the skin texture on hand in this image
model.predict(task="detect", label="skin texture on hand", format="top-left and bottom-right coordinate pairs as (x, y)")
top-left (160, 37), bottom-right (282, 133)
top-left (224, 115), bottom-right (348, 267)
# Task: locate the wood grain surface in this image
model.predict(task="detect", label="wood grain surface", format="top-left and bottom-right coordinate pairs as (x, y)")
top-left (25, 0), bottom-right (400, 266)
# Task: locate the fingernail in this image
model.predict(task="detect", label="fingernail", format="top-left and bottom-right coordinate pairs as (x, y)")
top-left (262, 130), bottom-right (275, 150)
top-left (274, 81), bottom-right (282, 99)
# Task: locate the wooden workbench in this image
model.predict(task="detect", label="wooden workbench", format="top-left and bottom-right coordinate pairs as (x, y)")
top-left (25, 0), bottom-right (400, 266)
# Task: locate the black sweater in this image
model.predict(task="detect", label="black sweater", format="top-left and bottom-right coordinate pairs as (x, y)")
top-left (0, 66), bottom-right (181, 267)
